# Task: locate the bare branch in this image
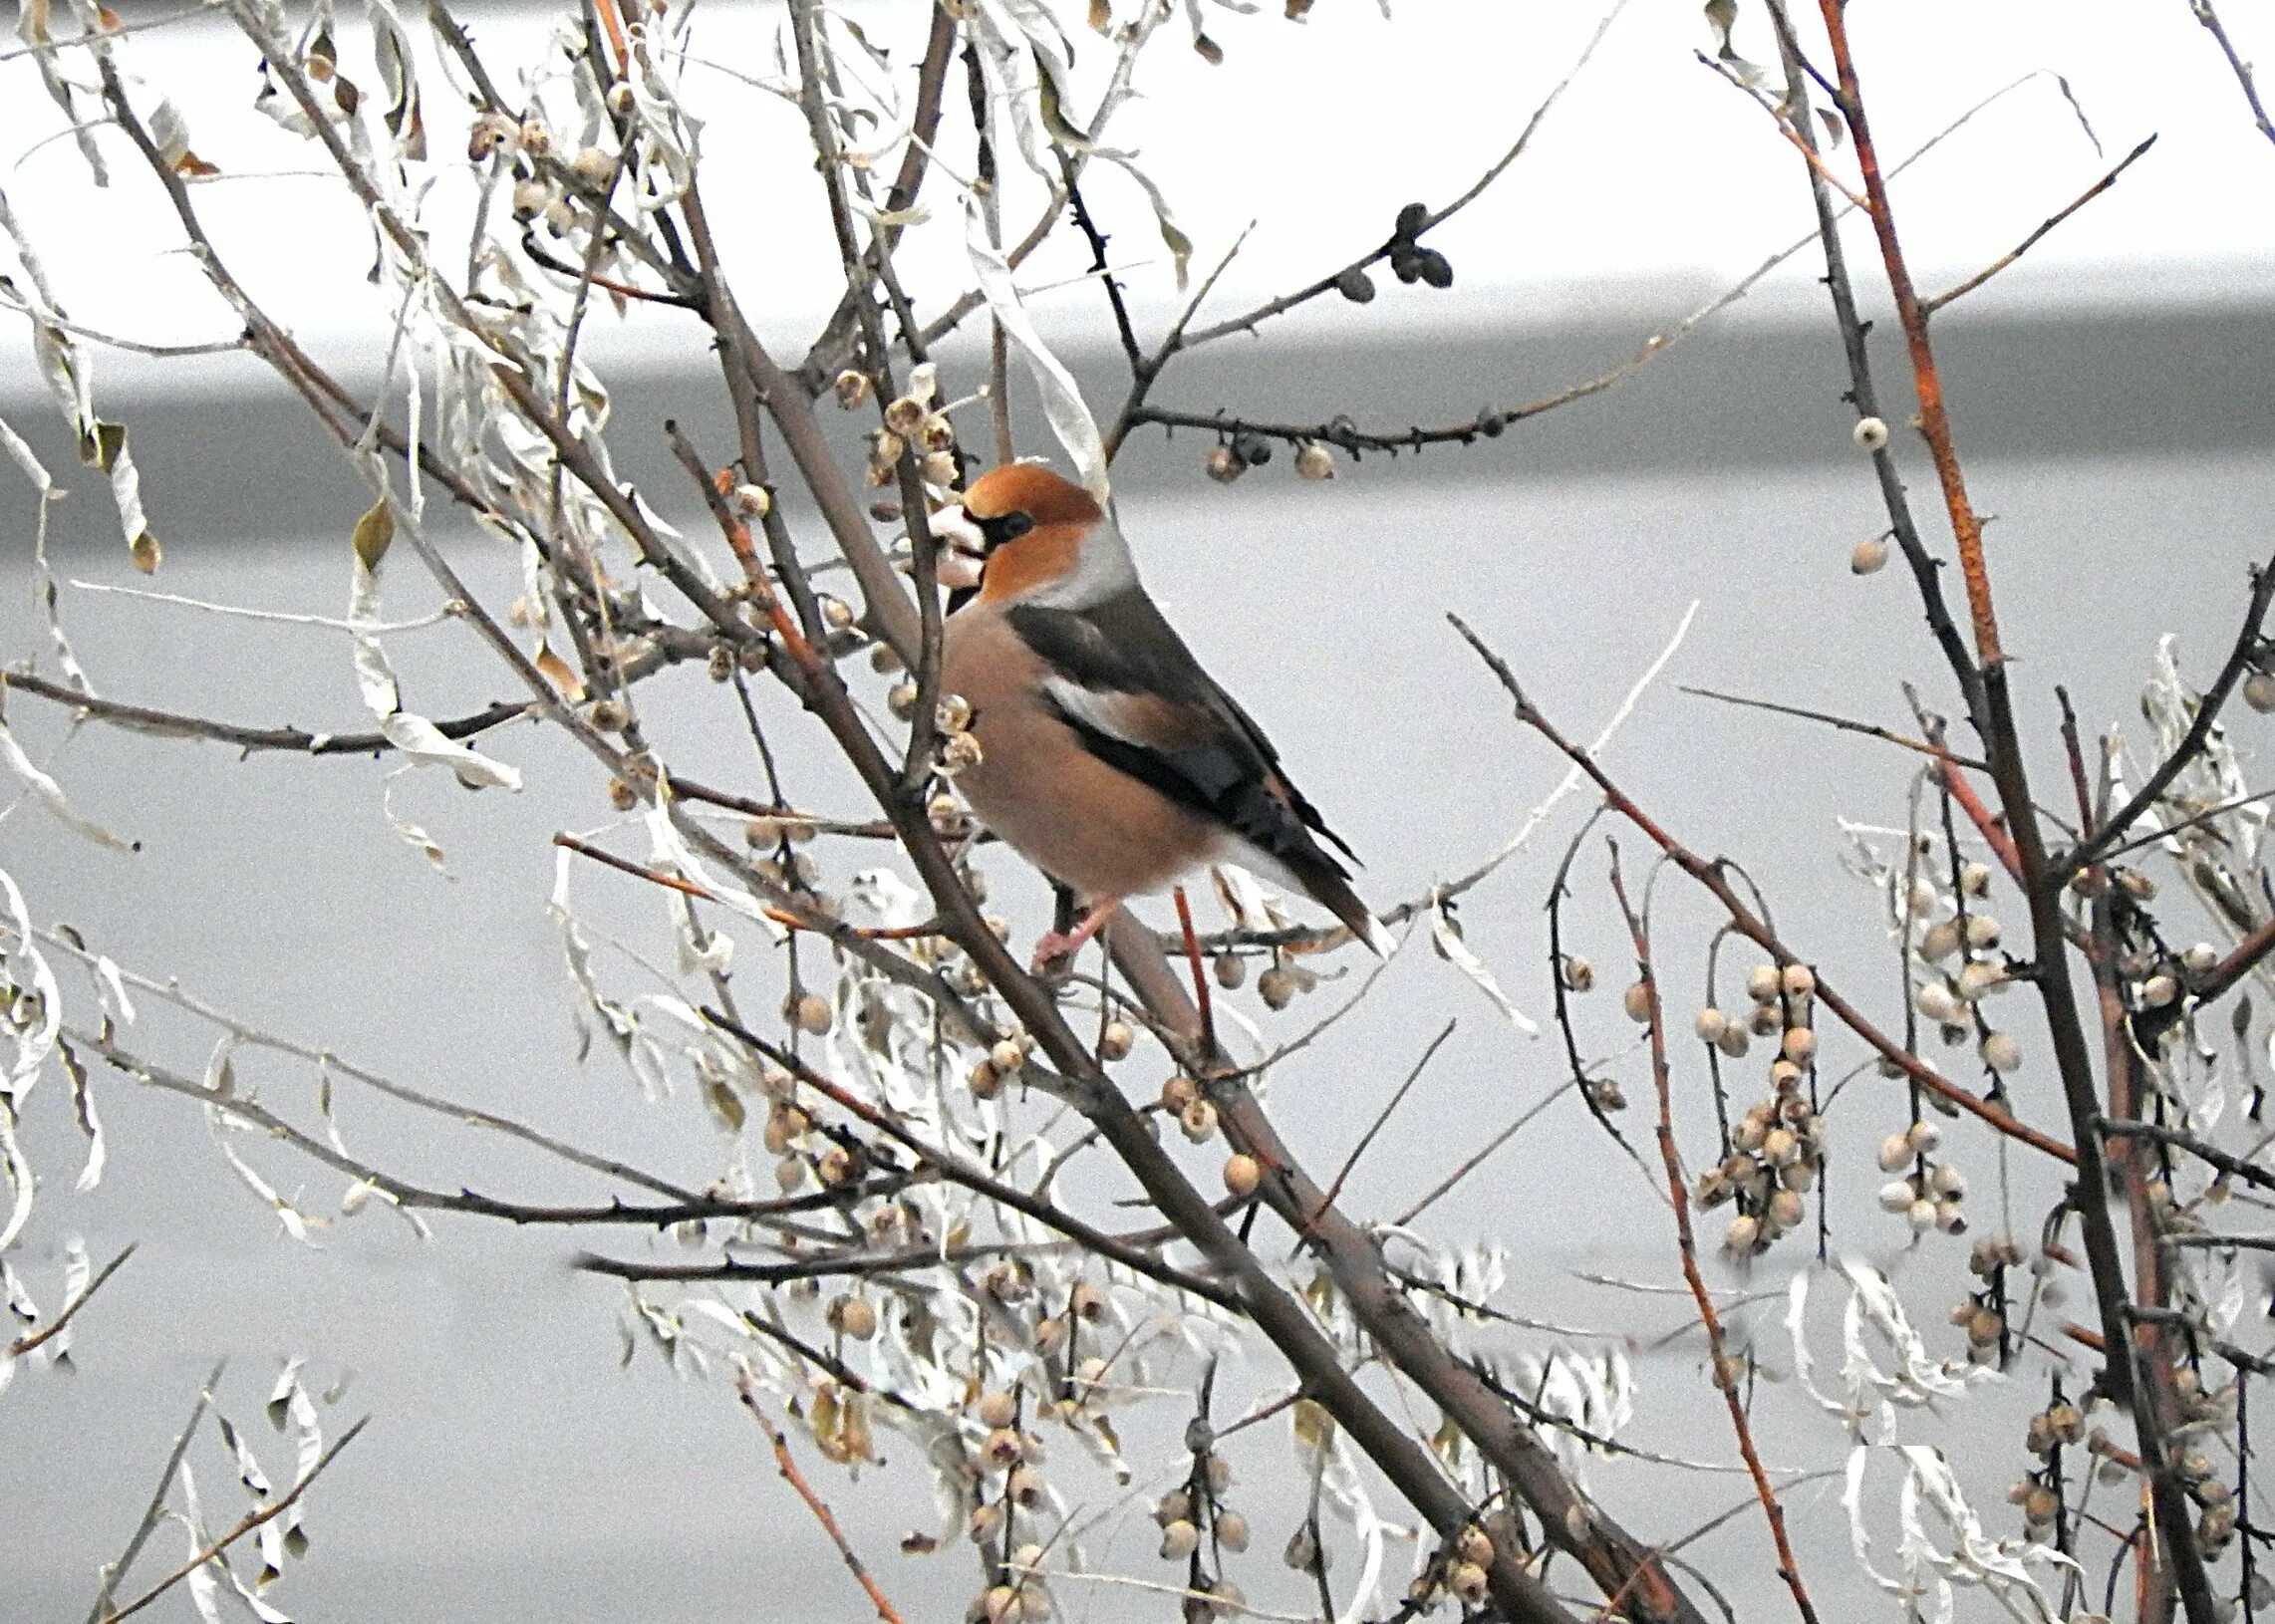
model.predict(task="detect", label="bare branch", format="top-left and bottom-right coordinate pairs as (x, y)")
top-left (1920, 134), bottom-right (2158, 316)
top-left (1608, 855), bottom-right (1821, 1624)
top-left (2188, 0), bottom-right (2275, 151)
top-left (7, 1243), bottom-right (135, 1358)
top-left (101, 1417), bottom-right (369, 1624)
top-left (737, 1370), bottom-right (906, 1624)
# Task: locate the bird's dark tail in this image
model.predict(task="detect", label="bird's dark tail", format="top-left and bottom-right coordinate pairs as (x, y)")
top-left (1294, 859), bottom-right (1395, 958)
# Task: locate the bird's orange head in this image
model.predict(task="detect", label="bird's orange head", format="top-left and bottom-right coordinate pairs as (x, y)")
top-left (950, 462), bottom-right (1123, 605)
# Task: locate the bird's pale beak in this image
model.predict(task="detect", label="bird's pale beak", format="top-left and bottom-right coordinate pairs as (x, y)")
top-left (927, 502), bottom-right (987, 591)
top-left (927, 502), bottom-right (988, 558)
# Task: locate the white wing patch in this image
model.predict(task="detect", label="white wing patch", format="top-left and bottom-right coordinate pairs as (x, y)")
top-left (1041, 677), bottom-right (1154, 746)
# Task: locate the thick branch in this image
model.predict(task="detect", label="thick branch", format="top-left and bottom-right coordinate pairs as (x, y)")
top-left (1810, 8), bottom-right (2218, 1618)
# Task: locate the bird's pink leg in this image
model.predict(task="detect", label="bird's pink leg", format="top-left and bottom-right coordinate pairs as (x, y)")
top-left (1031, 897), bottom-right (1122, 970)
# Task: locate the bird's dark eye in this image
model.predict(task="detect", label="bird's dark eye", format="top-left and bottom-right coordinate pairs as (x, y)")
top-left (979, 511), bottom-right (1034, 549)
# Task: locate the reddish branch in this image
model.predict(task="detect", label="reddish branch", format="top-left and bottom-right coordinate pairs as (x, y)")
top-left (1451, 613), bottom-right (2074, 1167)
top-left (1814, 3), bottom-right (2001, 670)
top-left (1608, 858), bottom-right (1820, 1624)
top-left (736, 1371), bottom-right (906, 1624)
top-left (1922, 728), bottom-right (2024, 882)
top-left (1808, 7), bottom-right (2219, 1618)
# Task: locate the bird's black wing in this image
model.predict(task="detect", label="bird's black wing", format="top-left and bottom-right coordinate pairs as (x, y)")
top-left (1006, 591), bottom-right (1360, 878)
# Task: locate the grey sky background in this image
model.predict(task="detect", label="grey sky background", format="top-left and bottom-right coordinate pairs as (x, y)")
top-left (6, 1), bottom-right (2275, 1619)
top-left (4, 293), bottom-right (2272, 1619)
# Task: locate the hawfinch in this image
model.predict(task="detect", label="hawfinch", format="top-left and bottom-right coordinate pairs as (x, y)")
top-left (933, 462), bottom-right (1391, 965)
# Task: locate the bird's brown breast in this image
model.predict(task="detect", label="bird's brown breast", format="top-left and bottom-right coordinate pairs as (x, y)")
top-left (942, 604), bottom-right (1219, 901)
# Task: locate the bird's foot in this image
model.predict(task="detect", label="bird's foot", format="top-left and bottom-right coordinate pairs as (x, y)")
top-left (1029, 897), bottom-right (1123, 973)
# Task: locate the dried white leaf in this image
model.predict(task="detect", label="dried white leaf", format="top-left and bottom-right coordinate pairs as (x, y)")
top-left (206, 1095), bottom-right (322, 1246)
top-left (351, 512), bottom-right (521, 792)
top-left (376, 712), bottom-right (522, 791)
top-left (1428, 896), bottom-right (1538, 1037)
top-left (0, 714), bottom-right (136, 851)
top-left (217, 1411), bottom-right (274, 1497)
top-left (0, 412), bottom-right (87, 689)
top-left (378, 770), bottom-right (449, 873)
top-left (62, 1037), bottom-right (102, 1191)
top-left (92, 954), bottom-right (136, 1023)
top-left (964, 198), bottom-right (1109, 502)
top-left (0, 1107), bottom-right (31, 1255)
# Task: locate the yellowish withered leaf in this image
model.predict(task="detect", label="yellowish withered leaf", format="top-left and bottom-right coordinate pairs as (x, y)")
top-left (351, 498), bottom-right (394, 571)
top-left (87, 418), bottom-right (127, 469)
top-left (1159, 216), bottom-right (1193, 289)
top-left (1432, 1413), bottom-right (1466, 1466)
top-left (704, 1073), bottom-right (745, 1133)
top-left (1087, 0), bottom-right (1109, 30)
top-left (534, 641), bottom-right (586, 702)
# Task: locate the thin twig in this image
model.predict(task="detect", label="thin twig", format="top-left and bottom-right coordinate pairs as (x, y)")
top-left (552, 832), bottom-right (937, 941)
top-left (76, 1021), bottom-right (898, 1230)
top-left (101, 1418), bottom-right (369, 1623)
top-left (1698, 51), bottom-right (1869, 207)
top-left (2101, 1118), bottom-right (2275, 1194)
top-left (1678, 683), bottom-right (1983, 768)
top-left (86, 1362), bottom-right (226, 1624)
top-left (1920, 134), bottom-right (2157, 315)
top-left (1608, 853), bottom-right (1821, 1624)
top-left (1393, 1082), bottom-right (1578, 1227)
top-left (2189, 0), bottom-right (2275, 150)
top-left (1174, 1), bottom-right (1631, 353)
top-left (1317, 1018), bottom-right (1456, 1215)
top-left (2063, 556), bottom-right (2275, 878)
top-left (7, 1242), bottom-right (135, 1358)
top-left (737, 1369), bottom-right (907, 1624)
top-left (37, 928), bottom-right (700, 1203)
top-left (2, 670), bottom-right (542, 759)
top-left (1450, 612), bottom-right (2074, 1165)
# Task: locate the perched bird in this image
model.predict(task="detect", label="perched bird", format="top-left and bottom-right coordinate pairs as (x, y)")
top-left (932, 461), bottom-right (1391, 966)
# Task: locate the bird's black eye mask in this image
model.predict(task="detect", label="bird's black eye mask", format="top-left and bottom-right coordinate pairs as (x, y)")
top-left (977, 510), bottom-right (1034, 552)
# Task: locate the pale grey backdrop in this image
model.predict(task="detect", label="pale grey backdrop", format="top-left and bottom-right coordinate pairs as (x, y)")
top-left (4, 287), bottom-right (2273, 1620)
